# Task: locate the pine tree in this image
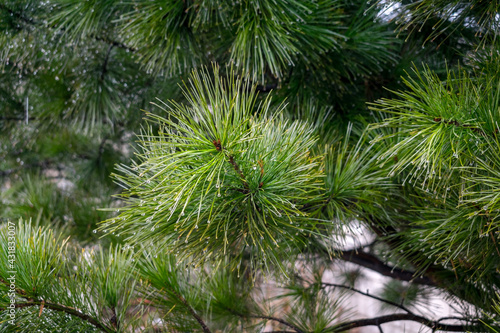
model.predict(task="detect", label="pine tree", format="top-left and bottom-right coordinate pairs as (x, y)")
top-left (1, 0), bottom-right (500, 332)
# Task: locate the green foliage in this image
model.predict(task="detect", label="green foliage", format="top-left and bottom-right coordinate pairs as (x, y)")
top-left (3, 0), bottom-right (500, 332)
top-left (279, 271), bottom-right (345, 333)
top-left (378, 280), bottom-right (428, 310)
top-left (320, 124), bottom-right (392, 222)
top-left (368, 62), bottom-right (500, 310)
top-left (1, 176), bottom-right (113, 243)
top-left (0, 219), bottom-right (143, 333)
top-left (101, 66), bottom-right (327, 273)
top-left (396, 0), bottom-right (500, 45)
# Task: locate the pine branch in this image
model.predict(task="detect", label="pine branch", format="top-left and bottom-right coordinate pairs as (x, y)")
top-left (0, 116), bottom-right (36, 122)
top-left (171, 289), bottom-right (211, 333)
top-left (224, 306), bottom-right (303, 333)
top-left (321, 282), bottom-right (412, 313)
top-left (248, 315), bottom-right (304, 333)
top-left (0, 4), bottom-right (133, 54)
top-left (93, 35), bottom-right (135, 53)
top-left (432, 116), bottom-right (489, 137)
top-left (211, 139), bottom-right (250, 191)
top-left (256, 82), bottom-right (278, 93)
top-left (0, 3), bottom-right (34, 24)
top-left (368, 221), bottom-right (500, 312)
top-left (0, 160), bottom-right (54, 177)
top-left (333, 313), bottom-right (484, 332)
top-left (227, 155), bottom-right (249, 191)
top-left (336, 248), bottom-right (436, 286)
top-left (0, 278), bottom-right (27, 297)
top-left (320, 282), bottom-right (484, 331)
top-left (97, 135), bottom-right (109, 162)
top-left (6, 301), bottom-right (114, 333)
top-left (100, 45), bottom-right (114, 81)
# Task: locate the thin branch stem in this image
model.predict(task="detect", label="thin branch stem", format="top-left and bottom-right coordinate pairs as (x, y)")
top-left (335, 248), bottom-right (436, 286)
top-left (213, 139), bottom-right (249, 191)
top-left (171, 289), bottom-right (211, 333)
top-left (0, 160), bottom-right (54, 177)
top-left (101, 45), bottom-right (114, 81)
top-left (333, 313), bottom-right (487, 332)
top-left (248, 315), bottom-right (304, 333)
top-left (0, 4), bottom-right (134, 53)
top-left (0, 3), bottom-right (34, 24)
top-left (433, 116), bottom-right (488, 136)
top-left (0, 116), bottom-right (37, 121)
top-left (7, 301), bottom-right (114, 333)
top-left (227, 155), bottom-right (249, 189)
top-left (97, 135), bottom-right (109, 162)
top-left (93, 35), bottom-right (135, 53)
top-left (225, 306), bottom-right (303, 333)
top-left (321, 282), bottom-right (412, 313)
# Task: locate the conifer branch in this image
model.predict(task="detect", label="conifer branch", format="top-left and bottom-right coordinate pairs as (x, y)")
top-left (93, 35), bottom-right (136, 53)
top-left (432, 117), bottom-right (489, 136)
top-left (7, 301), bottom-right (114, 333)
top-left (335, 248), bottom-right (436, 286)
top-left (97, 135), bottom-right (109, 162)
top-left (321, 282), bottom-right (412, 313)
top-left (320, 282), bottom-right (485, 332)
top-left (101, 45), bottom-right (114, 81)
top-left (0, 116), bottom-right (36, 122)
top-left (171, 289), bottom-right (211, 333)
top-left (249, 315), bottom-right (304, 333)
top-left (227, 155), bottom-right (249, 191)
top-left (0, 4), bottom-right (133, 53)
top-left (0, 3), bottom-right (34, 24)
top-left (223, 306), bottom-right (303, 333)
top-left (332, 313), bottom-right (484, 332)
top-left (213, 139), bottom-right (250, 191)
top-left (0, 160), bottom-right (54, 177)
